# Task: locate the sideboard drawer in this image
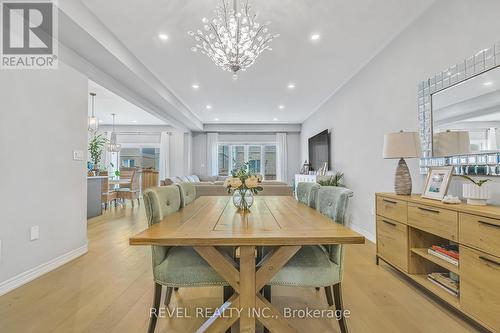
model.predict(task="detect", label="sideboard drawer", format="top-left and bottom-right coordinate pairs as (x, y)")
top-left (376, 217), bottom-right (408, 271)
top-left (460, 246), bottom-right (500, 331)
top-left (376, 196), bottom-right (407, 223)
top-left (408, 203), bottom-right (458, 240)
top-left (460, 213), bottom-right (500, 258)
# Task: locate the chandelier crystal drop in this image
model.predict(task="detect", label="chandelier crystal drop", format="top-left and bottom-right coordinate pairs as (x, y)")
top-left (107, 113), bottom-right (121, 153)
top-left (188, 0), bottom-right (279, 78)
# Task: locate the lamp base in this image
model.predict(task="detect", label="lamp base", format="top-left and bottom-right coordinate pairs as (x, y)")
top-left (394, 158), bottom-right (412, 195)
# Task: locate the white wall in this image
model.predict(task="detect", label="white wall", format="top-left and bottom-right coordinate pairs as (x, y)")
top-left (0, 63), bottom-right (88, 293)
top-left (192, 132), bottom-right (301, 183)
top-left (301, 0), bottom-right (500, 241)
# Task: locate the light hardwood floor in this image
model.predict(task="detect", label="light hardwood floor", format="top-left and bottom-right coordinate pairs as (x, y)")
top-left (0, 202), bottom-right (484, 333)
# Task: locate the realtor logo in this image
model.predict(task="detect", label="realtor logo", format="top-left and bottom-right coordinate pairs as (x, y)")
top-left (1, 0), bottom-right (58, 69)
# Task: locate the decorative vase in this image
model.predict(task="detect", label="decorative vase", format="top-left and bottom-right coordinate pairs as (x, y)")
top-left (463, 183), bottom-right (490, 206)
top-left (232, 189), bottom-right (254, 211)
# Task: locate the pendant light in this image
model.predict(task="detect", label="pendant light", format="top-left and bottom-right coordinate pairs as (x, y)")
top-left (88, 92), bottom-right (99, 132)
top-left (108, 113), bottom-right (121, 152)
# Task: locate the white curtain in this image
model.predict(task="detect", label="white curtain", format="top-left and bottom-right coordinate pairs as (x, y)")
top-left (169, 132), bottom-right (185, 177)
top-left (159, 131), bottom-right (171, 180)
top-left (276, 132), bottom-right (288, 182)
top-left (206, 133), bottom-right (219, 176)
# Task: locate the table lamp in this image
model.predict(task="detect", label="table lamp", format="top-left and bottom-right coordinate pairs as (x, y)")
top-left (383, 131), bottom-right (422, 195)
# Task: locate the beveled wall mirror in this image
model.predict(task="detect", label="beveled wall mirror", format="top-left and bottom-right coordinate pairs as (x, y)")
top-left (419, 42), bottom-right (500, 176)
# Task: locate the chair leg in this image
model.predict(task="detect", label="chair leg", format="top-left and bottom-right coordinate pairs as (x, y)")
top-left (137, 198), bottom-right (141, 206)
top-left (104, 202), bottom-right (108, 210)
top-left (174, 287), bottom-right (179, 292)
top-left (315, 287), bottom-right (320, 291)
top-left (131, 199), bottom-right (134, 208)
top-left (333, 283), bottom-right (349, 333)
top-left (148, 283), bottom-right (162, 333)
top-left (325, 286), bottom-right (334, 307)
top-left (164, 287), bottom-right (173, 306)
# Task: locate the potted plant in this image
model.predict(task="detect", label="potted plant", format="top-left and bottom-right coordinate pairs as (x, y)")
top-left (317, 171), bottom-right (344, 187)
top-left (224, 162), bottom-right (263, 212)
top-left (88, 134), bottom-right (108, 175)
top-left (461, 175), bottom-right (491, 206)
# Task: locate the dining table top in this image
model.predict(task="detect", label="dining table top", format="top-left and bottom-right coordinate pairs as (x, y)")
top-left (129, 196), bottom-right (365, 247)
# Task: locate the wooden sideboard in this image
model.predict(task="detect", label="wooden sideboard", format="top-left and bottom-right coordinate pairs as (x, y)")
top-left (375, 193), bottom-right (500, 332)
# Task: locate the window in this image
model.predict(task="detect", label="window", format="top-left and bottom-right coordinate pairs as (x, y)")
top-left (218, 145), bottom-right (229, 176)
top-left (217, 144), bottom-right (277, 180)
top-left (264, 145), bottom-right (276, 180)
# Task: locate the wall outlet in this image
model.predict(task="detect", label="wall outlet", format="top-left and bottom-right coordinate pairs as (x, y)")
top-left (30, 226), bottom-right (39, 241)
top-left (73, 150), bottom-right (84, 161)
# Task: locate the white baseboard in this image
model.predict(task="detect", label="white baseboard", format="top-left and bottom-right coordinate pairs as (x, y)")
top-left (349, 224), bottom-right (376, 243)
top-left (0, 244), bottom-right (88, 296)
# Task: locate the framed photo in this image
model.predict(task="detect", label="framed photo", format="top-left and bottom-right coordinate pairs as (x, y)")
top-left (422, 166), bottom-right (454, 200)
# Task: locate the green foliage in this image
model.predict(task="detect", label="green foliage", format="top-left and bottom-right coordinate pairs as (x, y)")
top-left (460, 175), bottom-right (491, 187)
top-left (317, 172), bottom-right (344, 187)
top-left (88, 134), bottom-right (108, 168)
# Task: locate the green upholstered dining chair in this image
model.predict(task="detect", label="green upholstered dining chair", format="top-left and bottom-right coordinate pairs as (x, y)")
top-left (143, 186), bottom-right (228, 333)
top-left (176, 182), bottom-right (196, 207)
top-left (268, 186), bottom-right (354, 333)
top-left (296, 182), bottom-right (320, 206)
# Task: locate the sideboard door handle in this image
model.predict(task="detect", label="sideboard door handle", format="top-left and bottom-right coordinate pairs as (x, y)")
top-left (418, 207), bottom-right (440, 214)
top-left (382, 220), bottom-right (397, 227)
top-left (479, 256), bottom-right (500, 267)
top-left (383, 199), bottom-right (397, 205)
top-left (478, 220), bottom-right (500, 229)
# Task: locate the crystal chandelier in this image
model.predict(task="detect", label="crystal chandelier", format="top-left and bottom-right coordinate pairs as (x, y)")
top-left (188, 0), bottom-right (279, 79)
top-left (88, 92), bottom-right (99, 132)
top-left (107, 114), bottom-right (121, 152)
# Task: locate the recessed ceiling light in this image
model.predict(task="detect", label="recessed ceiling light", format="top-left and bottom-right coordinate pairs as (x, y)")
top-left (214, 117), bottom-right (219, 121)
top-left (278, 105), bottom-right (285, 110)
top-left (158, 33), bottom-right (169, 41)
top-left (484, 81), bottom-right (494, 86)
top-left (273, 117), bottom-right (278, 121)
top-left (310, 33), bottom-right (321, 41)
top-left (206, 104), bottom-right (212, 110)
top-left (287, 83), bottom-right (296, 89)
top-left (192, 83), bottom-right (200, 89)
top-left (132, 120), bottom-right (137, 123)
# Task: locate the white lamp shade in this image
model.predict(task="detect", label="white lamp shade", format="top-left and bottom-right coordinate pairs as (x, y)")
top-left (433, 131), bottom-right (470, 156)
top-left (88, 116), bottom-right (99, 132)
top-left (383, 131), bottom-right (422, 159)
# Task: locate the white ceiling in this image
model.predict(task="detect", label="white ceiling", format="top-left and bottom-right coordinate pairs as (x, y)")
top-left (88, 80), bottom-right (166, 125)
top-left (81, 0), bottom-right (434, 124)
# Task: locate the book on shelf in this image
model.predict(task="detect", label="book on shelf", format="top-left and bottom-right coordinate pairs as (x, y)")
top-left (431, 244), bottom-right (459, 260)
top-left (427, 273), bottom-right (459, 296)
top-left (427, 248), bottom-right (459, 266)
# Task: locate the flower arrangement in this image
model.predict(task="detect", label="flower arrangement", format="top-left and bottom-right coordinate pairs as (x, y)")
top-left (224, 163), bottom-right (263, 211)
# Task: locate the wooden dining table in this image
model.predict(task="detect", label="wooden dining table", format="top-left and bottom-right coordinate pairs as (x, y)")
top-left (130, 196), bottom-right (365, 333)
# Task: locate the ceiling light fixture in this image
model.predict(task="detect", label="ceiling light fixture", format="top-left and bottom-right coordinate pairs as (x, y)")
top-left (192, 83), bottom-right (200, 89)
top-left (278, 105), bottom-right (285, 110)
top-left (310, 33), bottom-right (321, 41)
top-left (132, 120), bottom-right (138, 123)
top-left (287, 83), bottom-right (296, 89)
top-left (107, 114), bottom-right (121, 152)
top-left (188, 0), bottom-right (279, 79)
top-left (484, 81), bottom-right (494, 86)
top-left (88, 92), bottom-right (99, 132)
top-left (214, 117), bottom-right (219, 121)
top-left (273, 117), bottom-right (278, 121)
top-left (206, 104), bottom-right (213, 110)
top-left (158, 33), bottom-right (169, 41)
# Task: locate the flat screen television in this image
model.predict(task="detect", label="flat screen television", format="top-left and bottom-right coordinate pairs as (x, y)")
top-left (308, 130), bottom-right (330, 171)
